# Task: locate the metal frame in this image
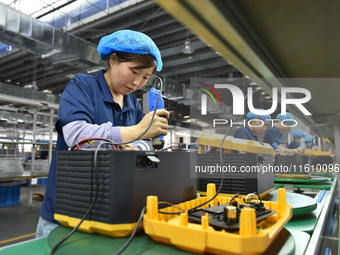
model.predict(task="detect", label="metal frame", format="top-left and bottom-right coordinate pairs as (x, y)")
top-left (305, 178), bottom-right (338, 254)
top-left (155, 0), bottom-right (335, 141)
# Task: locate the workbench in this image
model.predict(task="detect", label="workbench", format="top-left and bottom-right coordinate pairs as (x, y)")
top-left (0, 226), bottom-right (305, 255)
top-left (0, 179), bottom-right (337, 255)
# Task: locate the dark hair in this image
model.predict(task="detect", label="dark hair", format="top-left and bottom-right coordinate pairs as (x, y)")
top-left (107, 51), bottom-right (157, 73)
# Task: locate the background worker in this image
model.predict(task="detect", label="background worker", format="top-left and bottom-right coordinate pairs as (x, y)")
top-left (288, 129), bottom-right (305, 149)
top-left (263, 112), bottom-right (304, 154)
top-left (234, 110), bottom-right (271, 141)
top-left (305, 134), bottom-right (317, 150)
top-left (36, 30), bottom-right (169, 238)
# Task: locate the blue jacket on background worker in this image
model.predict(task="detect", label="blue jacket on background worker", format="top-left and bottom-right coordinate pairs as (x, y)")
top-left (234, 110), bottom-right (271, 141)
top-left (263, 112), bottom-right (304, 154)
top-left (288, 129), bottom-right (305, 149)
top-left (305, 134), bottom-right (317, 149)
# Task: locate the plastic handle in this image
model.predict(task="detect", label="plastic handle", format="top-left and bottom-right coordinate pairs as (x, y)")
top-left (148, 87), bottom-right (164, 141)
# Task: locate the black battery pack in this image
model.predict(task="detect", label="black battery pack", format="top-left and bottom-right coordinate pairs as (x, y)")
top-left (196, 152), bottom-right (274, 195)
top-left (54, 150), bottom-right (196, 233)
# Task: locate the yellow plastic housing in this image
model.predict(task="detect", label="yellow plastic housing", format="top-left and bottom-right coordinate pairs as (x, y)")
top-left (197, 134), bottom-right (273, 154)
top-left (54, 214), bottom-right (141, 237)
top-left (304, 148), bottom-right (332, 156)
top-left (143, 184), bottom-right (292, 254)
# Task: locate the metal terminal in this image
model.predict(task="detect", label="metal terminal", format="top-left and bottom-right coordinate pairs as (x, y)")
top-left (224, 205), bottom-right (239, 225)
top-left (147, 155), bottom-right (160, 163)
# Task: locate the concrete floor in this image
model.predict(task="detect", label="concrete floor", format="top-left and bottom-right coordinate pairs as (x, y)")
top-left (0, 184), bottom-right (44, 248)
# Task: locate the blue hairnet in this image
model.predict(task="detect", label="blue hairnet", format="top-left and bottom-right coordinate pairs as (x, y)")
top-left (97, 30), bottom-right (163, 71)
top-left (246, 110), bottom-right (271, 121)
top-left (276, 112), bottom-right (295, 124)
top-left (305, 135), bottom-right (314, 143)
top-left (292, 129), bottom-right (305, 138)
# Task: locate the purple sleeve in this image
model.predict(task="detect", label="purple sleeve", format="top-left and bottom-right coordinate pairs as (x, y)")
top-left (131, 140), bottom-right (153, 151)
top-left (62, 120), bottom-right (122, 148)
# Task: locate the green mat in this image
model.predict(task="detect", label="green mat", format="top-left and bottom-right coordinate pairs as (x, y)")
top-left (0, 226), bottom-right (300, 255)
top-left (294, 184), bottom-right (331, 190)
top-left (266, 190), bottom-right (317, 215)
top-left (288, 230), bottom-right (310, 254)
top-left (274, 176), bottom-right (331, 183)
top-left (285, 212), bottom-right (318, 234)
top-left (47, 227), bottom-right (195, 255)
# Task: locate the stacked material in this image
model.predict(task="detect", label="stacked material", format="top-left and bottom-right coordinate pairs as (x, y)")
top-left (0, 158), bottom-right (24, 177)
top-left (24, 159), bottom-right (49, 174)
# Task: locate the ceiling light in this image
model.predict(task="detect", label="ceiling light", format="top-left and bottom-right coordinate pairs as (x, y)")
top-left (182, 40), bottom-right (194, 54)
top-left (87, 66), bottom-right (102, 74)
top-left (65, 74), bottom-right (75, 79)
top-left (41, 49), bottom-right (61, 59)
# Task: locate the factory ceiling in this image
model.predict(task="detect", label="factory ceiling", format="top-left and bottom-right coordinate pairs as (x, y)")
top-left (0, 0), bottom-right (267, 128)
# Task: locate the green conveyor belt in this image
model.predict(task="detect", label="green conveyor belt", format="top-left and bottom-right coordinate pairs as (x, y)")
top-left (0, 226), bottom-right (305, 255)
top-left (274, 176), bottom-right (331, 183)
top-left (267, 190), bottom-right (317, 215)
top-left (288, 230), bottom-right (310, 254)
top-left (285, 212), bottom-right (318, 234)
top-left (293, 184), bottom-right (332, 190)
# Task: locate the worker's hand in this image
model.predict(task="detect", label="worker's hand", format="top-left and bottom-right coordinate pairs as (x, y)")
top-left (273, 150), bottom-right (282, 155)
top-left (137, 109), bottom-right (170, 139)
top-left (278, 149), bottom-right (291, 155)
top-left (118, 143), bottom-right (139, 151)
top-left (299, 145), bottom-right (307, 153)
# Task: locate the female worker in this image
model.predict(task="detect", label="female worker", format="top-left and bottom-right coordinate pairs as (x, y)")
top-left (36, 30), bottom-right (169, 238)
top-left (263, 112), bottom-right (305, 154)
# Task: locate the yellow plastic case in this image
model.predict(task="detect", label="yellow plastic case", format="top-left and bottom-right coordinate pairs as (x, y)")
top-left (143, 184), bottom-right (292, 254)
top-left (304, 148), bottom-right (332, 156)
top-left (197, 134), bottom-right (273, 154)
top-left (54, 214), bottom-right (141, 237)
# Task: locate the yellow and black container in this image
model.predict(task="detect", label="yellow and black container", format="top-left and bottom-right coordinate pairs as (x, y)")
top-left (54, 150), bottom-right (197, 237)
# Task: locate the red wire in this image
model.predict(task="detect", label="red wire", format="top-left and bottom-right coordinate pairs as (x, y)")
top-left (73, 137), bottom-right (118, 151)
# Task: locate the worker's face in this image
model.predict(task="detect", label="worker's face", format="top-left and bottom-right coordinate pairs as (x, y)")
top-left (277, 120), bottom-right (291, 131)
top-left (109, 59), bottom-right (154, 95)
top-left (249, 118), bottom-right (268, 134)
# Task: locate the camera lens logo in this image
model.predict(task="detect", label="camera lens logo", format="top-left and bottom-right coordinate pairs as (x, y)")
top-left (198, 82), bottom-right (222, 115)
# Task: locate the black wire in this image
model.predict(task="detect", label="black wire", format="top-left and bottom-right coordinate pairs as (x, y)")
top-left (254, 192), bottom-right (263, 203)
top-left (70, 137), bottom-right (117, 150)
top-left (157, 119), bottom-right (236, 216)
top-left (157, 146), bottom-right (183, 151)
top-left (230, 193), bottom-right (241, 201)
top-left (51, 77), bottom-right (164, 254)
top-left (160, 89), bottom-right (264, 214)
top-left (187, 120), bottom-right (235, 213)
top-left (71, 76), bottom-right (164, 150)
top-left (113, 207), bottom-right (145, 255)
top-left (50, 141), bottom-right (106, 255)
top-left (158, 202), bottom-right (185, 214)
top-left (167, 88), bottom-right (263, 214)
